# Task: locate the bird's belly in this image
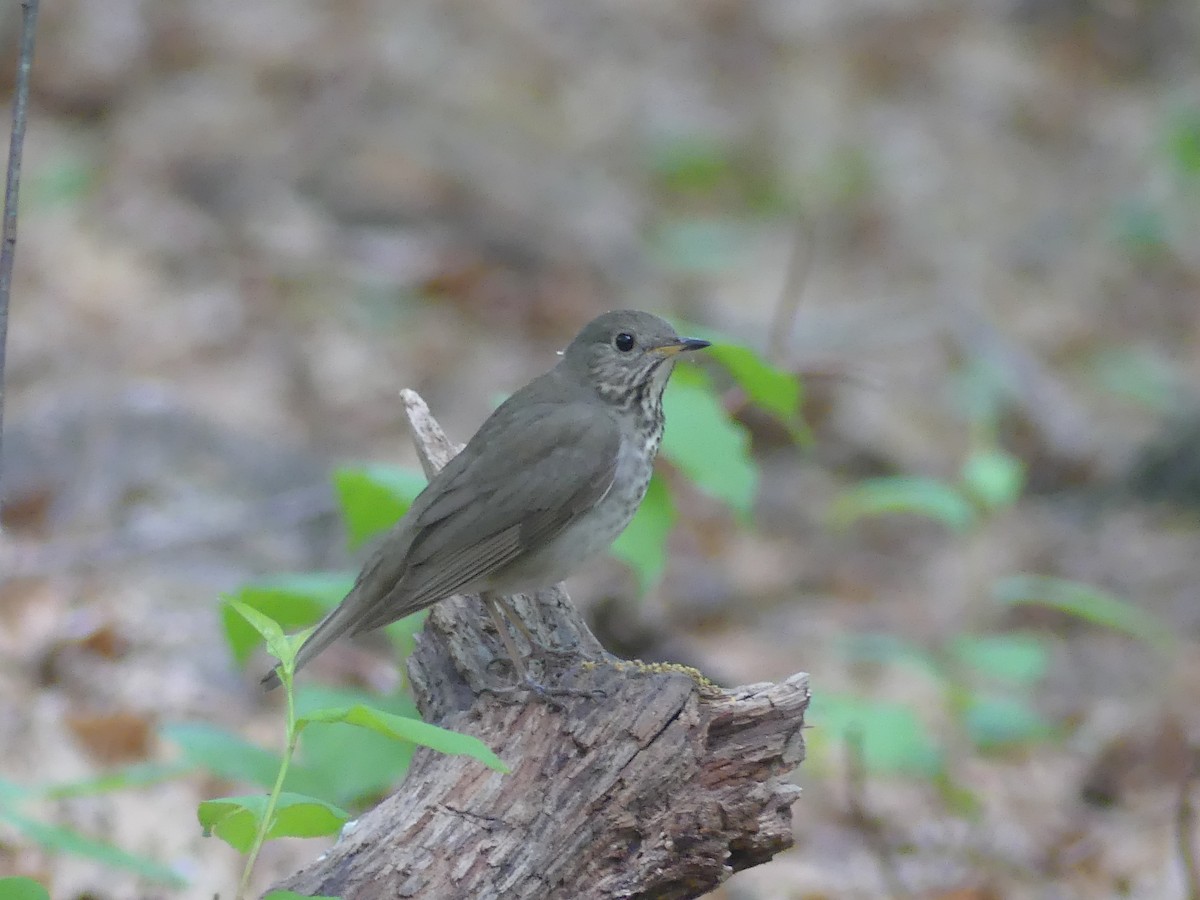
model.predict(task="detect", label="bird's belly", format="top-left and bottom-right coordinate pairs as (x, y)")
top-left (489, 439), bottom-right (655, 592)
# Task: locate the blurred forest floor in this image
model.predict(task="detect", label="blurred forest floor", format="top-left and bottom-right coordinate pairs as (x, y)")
top-left (2, 0), bottom-right (1200, 897)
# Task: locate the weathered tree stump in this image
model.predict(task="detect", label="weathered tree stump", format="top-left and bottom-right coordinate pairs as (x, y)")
top-left (273, 390), bottom-right (809, 899)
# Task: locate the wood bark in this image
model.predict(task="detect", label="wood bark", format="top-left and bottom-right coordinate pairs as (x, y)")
top-left (273, 389), bottom-right (809, 899)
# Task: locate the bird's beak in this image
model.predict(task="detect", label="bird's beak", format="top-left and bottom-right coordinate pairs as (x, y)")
top-left (651, 337), bottom-right (711, 357)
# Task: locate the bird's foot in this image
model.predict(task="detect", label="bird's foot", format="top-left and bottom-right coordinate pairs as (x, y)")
top-left (482, 672), bottom-right (606, 709)
top-left (524, 642), bottom-right (583, 669)
top-left (524, 673), bottom-right (607, 702)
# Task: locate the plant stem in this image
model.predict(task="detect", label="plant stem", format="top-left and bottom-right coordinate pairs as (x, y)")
top-left (236, 673), bottom-right (299, 900)
top-left (0, 0), bottom-right (40, 506)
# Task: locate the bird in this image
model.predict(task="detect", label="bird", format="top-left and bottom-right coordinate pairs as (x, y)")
top-left (262, 310), bottom-right (710, 690)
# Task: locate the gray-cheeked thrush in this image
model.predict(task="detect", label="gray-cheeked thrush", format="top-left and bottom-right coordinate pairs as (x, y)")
top-left (262, 310), bottom-right (710, 689)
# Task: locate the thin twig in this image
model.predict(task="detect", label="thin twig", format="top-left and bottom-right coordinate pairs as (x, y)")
top-left (0, 0), bottom-right (40, 508)
top-left (766, 212), bottom-right (816, 366)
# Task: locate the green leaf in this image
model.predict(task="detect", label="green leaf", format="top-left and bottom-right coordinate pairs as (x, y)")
top-left (993, 574), bottom-right (1176, 653)
top-left (960, 449), bottom-right (1025, 511)
top-left (1, 808), bottom-right (186, 886)
top-left (647, 134), bottom-right (734, 194)
top-left (297, 704), bottom-right (508, 773)
top-left (167, 695), bottom-right (426, 809)
top-left (39, 761), bottom-right (193, 800)
top-left (661, 366), bottom-right (758, 517)
top-left (0, 877), bottom-right (51, 900)
top-left (162, 722), bottom-right (284, 790)
top-left (264, 892), bottom-right (341, 900)
top-left (950, 634), bottom-right (1049, 686)
top-left (611, 473), bottom-right (677, 591)
top-left (671, 324), bottom-right (802, 427)
top-left (962, 693), bottom-right (1054, 751)
top-left (333, 465), bottom-right (426, 550)
top-left (1166, 107), bottom-right (1200, 177)
top-left (831, 476), bottom-right (975, 532)
top-left (226, 601), bottom-right (291, 666)
top-left (198, 793), bottom-right (348, 852)
top-left (706, 342), bottom-right (803, 423)
top-left (221, 573), bottom-right (354, 666)
top-left (292, 687), bottom-right (420, 807)
top-left (808, 693), bottom-right (944, 777)
top-left (24, 149), bottom-right (97, 209)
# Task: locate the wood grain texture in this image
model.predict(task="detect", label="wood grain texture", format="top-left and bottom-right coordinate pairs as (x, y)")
top-left (272, 389), bottom-right (809, 899)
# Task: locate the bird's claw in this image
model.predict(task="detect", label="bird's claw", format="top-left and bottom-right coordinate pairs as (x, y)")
top-left (524, 643), bottom-right (583, 667)
top-left (482, 673), bottom-right (606, 708)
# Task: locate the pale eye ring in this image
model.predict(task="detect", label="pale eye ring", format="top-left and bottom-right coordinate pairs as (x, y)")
top-left (614, 332), bottom-right (635, 352)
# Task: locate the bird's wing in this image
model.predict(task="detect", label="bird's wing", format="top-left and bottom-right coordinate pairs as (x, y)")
top-left (263, 389), bottom-right (624, 690)
top-left (349, 400), bottom-right (621, 633)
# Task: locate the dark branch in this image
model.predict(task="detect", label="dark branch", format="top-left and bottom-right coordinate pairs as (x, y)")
top-left (0, 0), bottom-right (40, 508)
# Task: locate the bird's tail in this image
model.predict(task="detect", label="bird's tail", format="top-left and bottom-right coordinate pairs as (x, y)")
top-left (260, 589), bottom-right (372, 690)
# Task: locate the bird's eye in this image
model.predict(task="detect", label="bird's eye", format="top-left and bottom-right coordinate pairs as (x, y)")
top-left (614, 332), bottom-right (635, 352)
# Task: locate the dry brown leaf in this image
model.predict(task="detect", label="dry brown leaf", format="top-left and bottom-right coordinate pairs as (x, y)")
top-left (64, 709), bottom-right (155, 766)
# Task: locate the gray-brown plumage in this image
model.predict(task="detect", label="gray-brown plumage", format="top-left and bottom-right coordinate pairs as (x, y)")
top-left (262, 310), bottom-right (709, 689)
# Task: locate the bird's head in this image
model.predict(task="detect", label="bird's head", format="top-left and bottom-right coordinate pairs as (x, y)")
top-left (560, 310), bottom-right (710, 407)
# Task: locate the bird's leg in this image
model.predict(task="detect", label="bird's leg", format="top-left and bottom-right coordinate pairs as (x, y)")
top-left (480, 592), bottom-right (531, 682)
top-left (479, 592), bottom-right (605, 702)
top-left (489, 594), bottom-right (579, 666)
